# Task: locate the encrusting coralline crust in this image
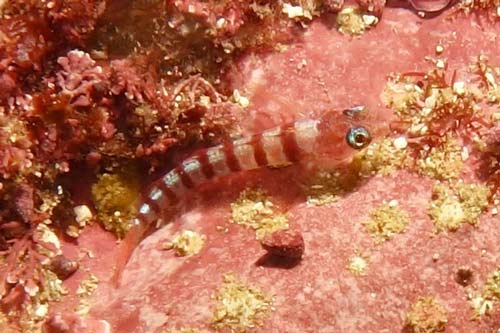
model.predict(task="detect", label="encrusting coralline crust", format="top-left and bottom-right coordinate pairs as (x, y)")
top-left (1, 0), bottom-right (500, 332)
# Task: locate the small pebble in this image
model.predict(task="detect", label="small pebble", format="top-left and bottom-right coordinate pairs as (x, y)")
top-left (453, 81), bottom-right (466, 96)
top-left (393, 136), bottom-right (408, 150)
top-left (74, 205), bottom-right (92, 225)
top-left (49, 255), bottom-right (79, 280)
top-left (260, 229), bottom-right (305, 259)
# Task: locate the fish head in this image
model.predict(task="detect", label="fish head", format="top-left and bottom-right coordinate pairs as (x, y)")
top-left (315, 105), bottom-right (379, 163)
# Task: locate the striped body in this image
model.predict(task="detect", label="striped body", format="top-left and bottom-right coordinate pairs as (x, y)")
top-left (112, 108), bottom-right (373, 284)
top-left (134, 119), bottom-right (320, 228)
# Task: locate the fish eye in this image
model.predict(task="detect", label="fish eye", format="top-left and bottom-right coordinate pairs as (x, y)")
top-left (346, 126), bottom-right (371, 149)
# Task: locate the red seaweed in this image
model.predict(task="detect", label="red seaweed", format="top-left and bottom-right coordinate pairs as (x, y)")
top-left (0, 0), bottom-right (261, 328)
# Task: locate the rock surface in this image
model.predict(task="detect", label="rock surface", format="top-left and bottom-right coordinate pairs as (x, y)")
top-left (82, 6), bottom-right (500, 333)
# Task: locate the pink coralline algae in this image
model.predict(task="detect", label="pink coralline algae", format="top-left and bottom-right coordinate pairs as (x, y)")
top-left (1, 0), bottom-right (499, 332)
top-left (109, 57), bottom-right (159, 104)
top-left (56, 50), bottom-right (110, 107)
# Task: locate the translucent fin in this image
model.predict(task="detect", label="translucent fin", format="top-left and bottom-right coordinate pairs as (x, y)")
top-left (110, 222), bottom-right (147, 286)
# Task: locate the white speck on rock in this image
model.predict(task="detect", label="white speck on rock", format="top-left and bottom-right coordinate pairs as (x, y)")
top-left (393, 136), bottom-right (408, 150)
top-left (233, 89), bottom-right (250, 108)
top-left (216, 17), bottom-right (226, 29)
top-left (362, 14), bottom-right (378, 26)
top-left (453, 81), bottom-right (466, 96)
top-left (436, 59), bottom-right (446, 69)
top-left (461, 147), bottom-right (469, 161)
top-left (34, 303), bottom-right (48, 318)
top-left (388, 199), bottom-right (399, 207)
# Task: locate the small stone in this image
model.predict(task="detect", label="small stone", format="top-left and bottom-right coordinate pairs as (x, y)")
top-left (74, 205), bottom-right (92, 226)
top-left (393, 136), bottom-right (408, 150)
top-left (233, 89), bottom-right (249, 108)
top-left (50, 255), bottom-right (79, 280)
top-left (34, 303), bottom-right (49, 318)
top-left (436, 59), bottom-right (446, 69)
top-left (362, 14), bottom-right (378, 26)
top-left (282, 3), bottom-right (312, 19)
top-left (452, 81), bottom-right (466, 96)
top-left (260, 229), bottom-right (304, 259)
top-left (216, 17), bottom-right (226, 29)
top-left (485, 72), bottom-right (496, 86)
top-left (388, 199), bottom-right (399, 207)
top-left (460, 147), bottom-right (469, 161)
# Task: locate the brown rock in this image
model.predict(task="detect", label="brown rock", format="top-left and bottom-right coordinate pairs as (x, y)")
top-left (260, 229), bottom-right (305, 260)
top-left (49, 255), bottom-right (79, 280)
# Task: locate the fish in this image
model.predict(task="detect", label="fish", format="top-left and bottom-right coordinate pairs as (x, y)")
top-left (111, 106), bottom-right (375, 285)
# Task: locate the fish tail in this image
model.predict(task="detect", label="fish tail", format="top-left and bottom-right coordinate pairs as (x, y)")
top-left (110, 222), bottom-right (147, 286)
